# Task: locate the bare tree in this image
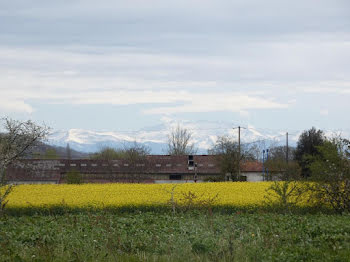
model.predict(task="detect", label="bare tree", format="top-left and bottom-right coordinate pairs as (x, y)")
top-left (0, 117), bottom-right (49, 212)
top-left (209, 136), bottom-right (241, 181)
top-left (209, 135), bottom-right (255, 181)
top-left (91, 142), bottom-right (151, 182)
top-left (123, 142), bottom-right (150, 162)
top-left (167, 125), bottom-right (196, 155)
top-left (122, 142), bottom-right (151, 183)
top-left (91, 142), bottom-right (150, 161)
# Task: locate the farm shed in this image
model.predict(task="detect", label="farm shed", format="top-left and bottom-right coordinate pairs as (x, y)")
top-left (6, 155), bottom-right (264, 184)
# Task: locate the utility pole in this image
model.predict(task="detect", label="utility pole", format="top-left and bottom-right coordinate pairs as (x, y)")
top-left (286, 132), bottom-right (289, 164)
top-left (262, 149), bottom-right (265, 181)
top-left (194, 163), bottom-right (198, 183)
top-left (233, 125), bottom-right (245, 180)
top-left (238, 126), bottom-right (241, 178)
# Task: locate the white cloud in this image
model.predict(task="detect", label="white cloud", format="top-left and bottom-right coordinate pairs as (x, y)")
top-left (0, 46), bottom-right (292, 115)
top-left (0, 31), bottom-right (349, 122)
top-left (143, 93), bottom-right (287, 114)
top-left (0, 98), bottom-right (33, 113)
top-left (320, 109), bottom-right (329, 116)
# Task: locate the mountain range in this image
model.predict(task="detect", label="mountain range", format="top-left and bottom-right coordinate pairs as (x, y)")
top-left (47, 120), bottom-right (300, 155)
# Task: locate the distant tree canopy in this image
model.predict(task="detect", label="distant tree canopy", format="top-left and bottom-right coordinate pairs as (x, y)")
top-left (166, 125), bottom-right (196, 155)
top-left (306, 136), bottom-right (350, 212)
top-left (267, 146), bottom-right (295, 162)
top-left (209, 136), bottom-right (255, 181)
top-left (295, 127), bottom-right (325, 177)
top-left (90, 142), bottom-right (151, 183)
top-left (263, 145), bottom-right (300, 180)
top-left (91, 142), bottom-right (150, 161)
top-left (90, 147), bottom-right (123, 160)
top-left (43, 148), bottom-right (59, 159)
top-left (308, 137), bottom-right (350, 182)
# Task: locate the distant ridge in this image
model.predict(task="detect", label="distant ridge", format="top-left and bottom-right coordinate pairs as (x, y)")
top-left (47, 121), bottom-right (299, 154)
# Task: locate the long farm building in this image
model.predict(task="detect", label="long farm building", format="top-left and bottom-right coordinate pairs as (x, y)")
top-left (6, 155), bottom-right (264, 184)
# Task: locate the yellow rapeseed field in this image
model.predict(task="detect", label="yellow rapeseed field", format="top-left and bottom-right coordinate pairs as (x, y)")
top-left (7, 182), bottom-right (277, 209)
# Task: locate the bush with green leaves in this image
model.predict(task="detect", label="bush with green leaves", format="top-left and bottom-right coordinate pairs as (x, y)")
top-left (264, 180), bottom-right (305, 211)
top-left (307, 137), bottom-right (350, 213)
top-left (295, 127), bottom-right (325, 177)
top-left (65, 169), bottom-right (83, 184)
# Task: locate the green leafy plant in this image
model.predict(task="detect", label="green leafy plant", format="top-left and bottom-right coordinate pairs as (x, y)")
top-left (306, 138), bottom-right (350, 213)
top-left (264, 181), bottom-right (305, 210)
top-left (66, 169), bottom-right (83, 184)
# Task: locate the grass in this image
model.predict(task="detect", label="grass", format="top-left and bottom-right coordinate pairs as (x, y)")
top-left (1, 211), bottom-right (350, 261)
top-left (1, 182), bottom-right (347, 261)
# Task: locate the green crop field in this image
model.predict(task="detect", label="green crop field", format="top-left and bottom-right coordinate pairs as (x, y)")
top-left (1, 211), bottom-right (350, 261)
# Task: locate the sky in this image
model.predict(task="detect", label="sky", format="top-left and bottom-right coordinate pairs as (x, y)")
top-left (1, 0), bottom-right (350, 135)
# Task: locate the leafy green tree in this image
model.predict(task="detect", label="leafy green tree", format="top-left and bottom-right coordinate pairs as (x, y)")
top-left (91, 143), bottom-right (150, 182)
top-left (91, 143), bottom-right (150, 161)
top-left (295, 127), bottom-right (325, 177)
top-left (44, 148), bottom-right (59, 159)
top-left (307, 137), bottom-right (350, 212)
top-left (90, 147), bottom-right (124, 160)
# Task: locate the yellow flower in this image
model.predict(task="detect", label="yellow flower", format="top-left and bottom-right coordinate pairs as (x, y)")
top-left (6, 182), bottom-right (307, 209)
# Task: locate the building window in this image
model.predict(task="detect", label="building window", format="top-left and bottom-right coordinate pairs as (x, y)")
top-left (70, 164), bottom-right (76, 167)
top-left (91, 164), bottom-right (97, 167)
top-left (208, 164), bottom-right (214, 167)
top-left (169, 174), bottom-right (182, 180)
top-left (156, 164), bottom-right (161, 167)
top-left (81, 163), bottom-right (87, 167)
top-left (166, 164), bottom-right (172, 167)
top-left (188, 155), bottom-right (194, 167)
top-left (124, 164), bottom-right (129, 167)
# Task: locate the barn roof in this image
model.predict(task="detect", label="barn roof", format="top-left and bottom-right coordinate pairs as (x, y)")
top-left (11, 155), bottom-right (263, 174)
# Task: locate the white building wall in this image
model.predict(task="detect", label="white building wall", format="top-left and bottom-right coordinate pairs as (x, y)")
top-left (244, 172), bottom-right (264, 182)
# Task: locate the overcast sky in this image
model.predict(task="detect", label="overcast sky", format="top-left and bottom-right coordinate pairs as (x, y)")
top-left (1, 0), bottom-right (349, 134)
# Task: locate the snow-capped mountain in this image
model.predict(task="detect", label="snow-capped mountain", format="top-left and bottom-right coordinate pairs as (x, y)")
top-left (47, 120), bottom-right (300, 154)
